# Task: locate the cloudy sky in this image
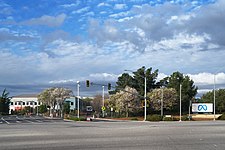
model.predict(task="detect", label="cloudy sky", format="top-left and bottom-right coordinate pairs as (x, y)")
top-left (1, 0), bottom-right (225, 96)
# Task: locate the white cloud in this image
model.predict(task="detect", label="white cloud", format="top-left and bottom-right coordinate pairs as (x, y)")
top-left (97, 2), bottom-right (111, 7)
top-left (114, 4), bottom-right (127, 10)
top-left (21, 14), bottom-right (66, 27)
top-left (60, 2), bottom-right (80, 8)
top-left (188, 73), bottom-right (225, 85)
top-left (109, 11), bottom-right (130, 18)
top-left (49, 79), bottom-right (75, 84)
top-left (151, 32), bottom-right (210, 51)
top-left (72, 7), bottom-right (90, 14)
top-left (89, 73), bottom-right (119, 81)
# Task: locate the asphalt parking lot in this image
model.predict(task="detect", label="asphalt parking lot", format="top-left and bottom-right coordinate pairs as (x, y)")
top-left (1, 118), bottom-right (225, 150)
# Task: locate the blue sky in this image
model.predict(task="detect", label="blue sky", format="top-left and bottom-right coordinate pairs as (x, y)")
top-left (1, 0), bottom-right (225, 96)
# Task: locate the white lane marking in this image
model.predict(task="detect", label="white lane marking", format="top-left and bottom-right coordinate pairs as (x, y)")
top-left (1, 117), bottom-right (10, 124)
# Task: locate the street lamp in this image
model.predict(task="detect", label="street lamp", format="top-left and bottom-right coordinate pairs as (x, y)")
top-left (125, 69), bottom-right (147, 121)
top-left (161, 87), bottom-right (164, 117)
top-left (102, 86), bottom-right (105, 117)
top-left (213, 74), bottom-right (216, 121)
top-left (77, 81), bottom-right (80, 118)
top-left (179, 84), bottom-right (182, 122)
top-left (213, 68), bottom-right (225, 121)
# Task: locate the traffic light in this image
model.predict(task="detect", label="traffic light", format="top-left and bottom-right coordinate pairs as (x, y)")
top-left (86, 80), bottom-right (90, 87)
top-left (108, 83), bottom-right (111, 90)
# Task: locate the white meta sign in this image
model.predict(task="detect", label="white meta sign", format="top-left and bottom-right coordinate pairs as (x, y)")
top-left (192, 103), bottom-right (213, 113)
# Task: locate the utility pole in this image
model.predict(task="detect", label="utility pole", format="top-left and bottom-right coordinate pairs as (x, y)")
top-left (213, 74), bottom-right (216, 121)
top-left (179, 84), bottom-right (182, 122)
top-left (161, 88), bottom-right (163, 117)
top-left (144, 76), bottom-right (147, 121)
top-left (77, 81), bottom-right (80, 118)
top-left (102, 86), bottom-right (105, 117)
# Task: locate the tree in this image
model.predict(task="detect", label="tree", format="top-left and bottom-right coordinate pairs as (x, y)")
top-left (116, 73), bottom-right (134, 91)
top-left (201, 89), bottom-right (225, 113)
top-left (38, 104), bottom-right (48, 114)
top-left (109, 86), bottom-right (139, 117)
top-left (92, 94), bottom-right (103, 115)
top-left (166, 72), bottom-right (198, 113)
top-left (0, 89), bottom-right (11, 115)
top-left (52, 87), bottom-right (73, 117)
top-left (115, 66), bottom-right (159, 97)
top-left (63, 102), bottom-right (70, 114)
top-left (38, 87), bottom-right (73, 117)
top-left (147, 88), bottom-right (177, 112)
top-left (132, 66), bottom-right (159, 97)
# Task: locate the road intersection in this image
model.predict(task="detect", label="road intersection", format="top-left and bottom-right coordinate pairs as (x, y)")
top-left (1, 116), bottom-right (225, 150)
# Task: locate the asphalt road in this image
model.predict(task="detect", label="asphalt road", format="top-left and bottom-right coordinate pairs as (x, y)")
top-left (0, 118), bottom-right (225, 150)
top-left (0, 115), bottom-right (65, 124)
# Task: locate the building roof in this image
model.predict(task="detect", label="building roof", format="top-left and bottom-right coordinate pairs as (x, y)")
top-left (12, 94), bottom-right (38, 98)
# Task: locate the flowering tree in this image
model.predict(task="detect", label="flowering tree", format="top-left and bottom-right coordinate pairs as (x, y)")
top-left (38, 87), bottom-right (73, 117)
top-left (147, 88), bottom-right (177, 112)
top-left (109, 86), bottom-right (139, 117)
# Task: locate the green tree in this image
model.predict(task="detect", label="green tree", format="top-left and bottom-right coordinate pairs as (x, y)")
top-left (115, 66), bottom-right (159, 97)
top-left (132, 66), bottom-right (159, 96)
top-left (63, 102), bottom-right (70, 114)
top-left (201, 89), bottom-right (225, 113)
top-left (0, 89), bottom-right (11, 115)
top-left (38, 104), bottom-right (48, 114)
top-left (116, 73), bottom-right (134, 91)
top-left (166, 72), bottom-right (198, 113)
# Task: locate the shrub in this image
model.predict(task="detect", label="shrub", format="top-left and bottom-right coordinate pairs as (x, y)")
top-left (130, 117), bottom-right (138, 121)
top-left (163, 117), bottom-right (173, 121)
top-left (146, 114), bottom-right (162, 121)
top-left (181, 115), bottom-right (189, 121)
top-left (218, 113), bottom-right (225, 120)
top-left (66, 116), bottom-right (86, 121)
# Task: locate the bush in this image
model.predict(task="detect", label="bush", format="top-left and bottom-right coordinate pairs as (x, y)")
top-left (146, 114), bottom-right (162, 121)
top-left (163, 117), bottom-right (173, 121)
top-left (181, 115), bottom-right (189, 121)
top-left (130, 117), bottom-right (138, 121)
top-left (218, 113), bottom-right (225, 120)
top-left (66, 116), bottom-right (86, 121)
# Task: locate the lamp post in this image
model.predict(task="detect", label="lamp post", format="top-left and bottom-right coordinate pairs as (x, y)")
top-left (77, 81), bottom-right (80, 118)
top-left (161, 87), bottom-right (164, 117)
top-left (102, 86), bottom-right (105, 117)
top-left (37, 102), bottom-right (39, 116)
top-left (213, 74), bottom-right (216, 121)
top-left (213, 68), bottom-right (225, 121)
top-left (125, 69), bottom-right (147, 121)
top-left (144, 76), bottom-right (147, 121)
top-left (179, 84), bottom-right (182, 122)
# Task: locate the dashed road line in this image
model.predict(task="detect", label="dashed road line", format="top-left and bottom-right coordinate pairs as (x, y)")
top-left (1, 117), bottom-right (10, 124)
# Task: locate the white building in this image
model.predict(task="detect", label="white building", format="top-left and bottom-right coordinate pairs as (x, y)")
top-left (9, 94), bottom-right (40, 114)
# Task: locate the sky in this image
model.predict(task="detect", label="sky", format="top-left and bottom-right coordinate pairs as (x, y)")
top-left (1, 0), bottom-right (225, 96)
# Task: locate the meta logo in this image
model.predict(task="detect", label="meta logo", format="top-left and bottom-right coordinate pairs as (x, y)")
top-left (192, 103), bottom-right (213, 113)
top-left (198, 104), bottom-right (207, 111)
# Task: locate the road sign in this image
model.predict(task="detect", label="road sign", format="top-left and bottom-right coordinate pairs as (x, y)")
top-left (192, 103), bottom-right (213, 113)
top-left (102, 106), bottom-right (106, 111)
top-left (86, 106), bottom-right (93, 112)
